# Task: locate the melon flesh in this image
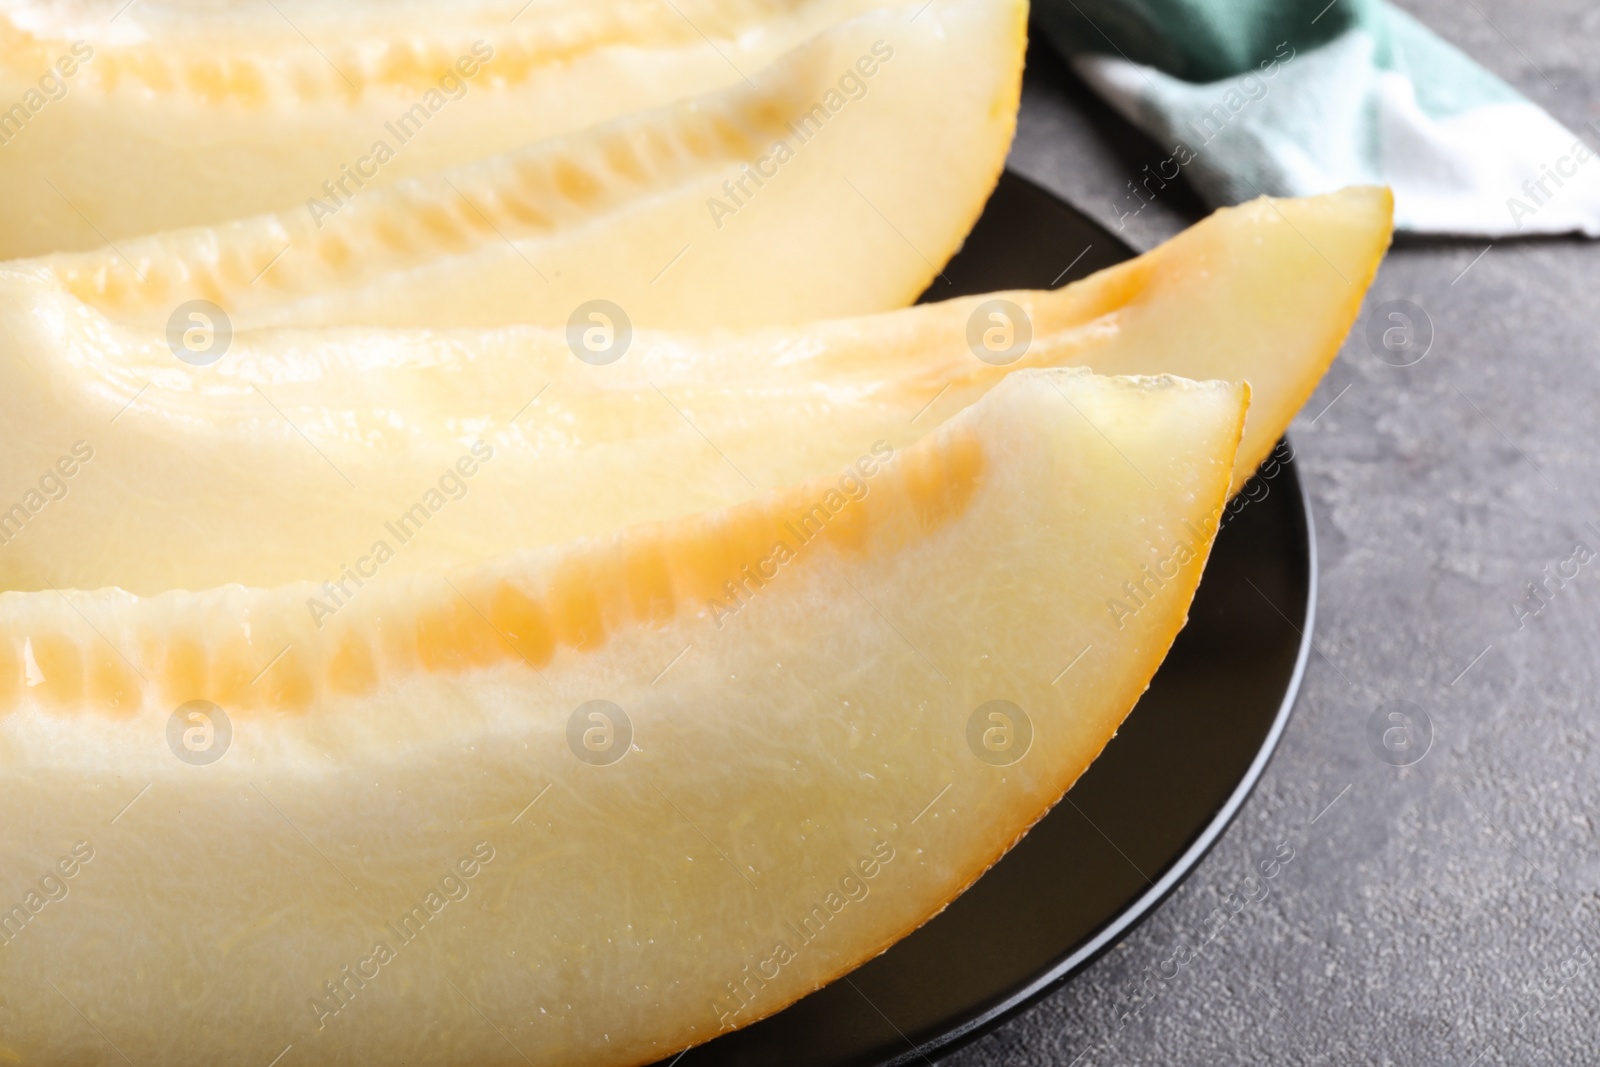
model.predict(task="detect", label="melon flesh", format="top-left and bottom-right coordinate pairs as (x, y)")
top-left (16, 0), bottom-right (1027, 330)
top-left (0, 187), bottom-right (1389, 595)
top-left (0, 368), bottom-right (1245, 1067)
top-left (0, 0), bottom-right (907, 258)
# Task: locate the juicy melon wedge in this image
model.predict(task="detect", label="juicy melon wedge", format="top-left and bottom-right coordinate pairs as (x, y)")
top-left (0, 0), bottom-right (907, 258)
top-left (0, 368), bottom-right (1246, 1067)
top-left (0, 186), bottom-right (1389, 595)
top-left (15, 0), bottom-right (1027, 330)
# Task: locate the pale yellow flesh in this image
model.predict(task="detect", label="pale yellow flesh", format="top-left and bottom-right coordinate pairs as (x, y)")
top-left (0, 0), bottom-right (910, 258)
top-left (0, 369), bottom-right (1245, 1067)
top-left (0, 187), bottom-right (1390, 595)
top-left (14, 0), bottom-right (1027, 330)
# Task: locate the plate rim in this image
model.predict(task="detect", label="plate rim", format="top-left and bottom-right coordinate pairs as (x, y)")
top-left (881, 450), bottom-right (1319, 1066)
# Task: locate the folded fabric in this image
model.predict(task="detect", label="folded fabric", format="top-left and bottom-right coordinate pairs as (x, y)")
top-left (1036, 0), bottom-right (1600, 236)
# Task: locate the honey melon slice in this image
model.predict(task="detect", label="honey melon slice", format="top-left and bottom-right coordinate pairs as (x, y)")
top-left (18, 0), bottom-right (1027, 330)
top-left (0, 368), bottom-right (1245, 1067)
top-left (0, 187), bottom-right (1385, 595)
top-left (0, 0), bottom-right (907, 258)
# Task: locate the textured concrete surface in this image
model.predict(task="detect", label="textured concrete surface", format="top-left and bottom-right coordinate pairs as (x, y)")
top-left (951, 3), bottom-right (1600, 1064)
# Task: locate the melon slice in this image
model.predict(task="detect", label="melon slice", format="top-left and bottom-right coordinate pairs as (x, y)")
top-left (0, 368), bottom-right (1246, 1067)
top-left (17, 0), bottom-right (1027, 330)
top-left (0, 0), bottom-right (910, 258)
top-left (0, 187), bottom-right (1387, 596)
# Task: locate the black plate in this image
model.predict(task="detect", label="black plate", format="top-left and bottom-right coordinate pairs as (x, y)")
top-left (652, 171), bottom-right (1316, 1067)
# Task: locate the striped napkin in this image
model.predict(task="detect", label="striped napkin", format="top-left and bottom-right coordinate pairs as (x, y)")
top-left (1035, 0), bottom-right (1600, 236)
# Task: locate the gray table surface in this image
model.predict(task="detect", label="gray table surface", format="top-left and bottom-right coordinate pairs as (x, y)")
top-left (949, 2), bottom-right (1600, 1064)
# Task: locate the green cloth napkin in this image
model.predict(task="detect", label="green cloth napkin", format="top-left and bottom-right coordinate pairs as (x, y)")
top-left (1036, 0), bottom-right (1600, 236)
